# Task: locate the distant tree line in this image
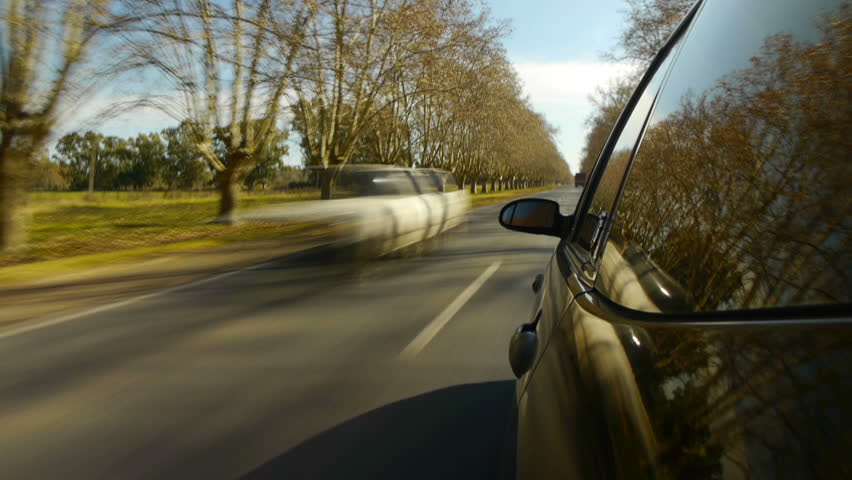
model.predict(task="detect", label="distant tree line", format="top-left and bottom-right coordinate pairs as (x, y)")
top-left (33, 122), bottom-right (303, 193)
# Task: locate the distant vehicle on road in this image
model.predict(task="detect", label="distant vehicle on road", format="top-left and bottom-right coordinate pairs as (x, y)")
top-left (246, 167), bottom-right (469, 259)
top-left (499, 0), bottom-right (852, 478)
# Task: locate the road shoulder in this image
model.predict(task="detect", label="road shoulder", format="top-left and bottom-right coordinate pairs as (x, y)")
top-left (0, 233), bottom-right (328, 329)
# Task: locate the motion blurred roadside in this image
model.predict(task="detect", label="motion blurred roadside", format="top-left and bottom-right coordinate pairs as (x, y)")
top-left (242, 167), bottom-right (470, 260)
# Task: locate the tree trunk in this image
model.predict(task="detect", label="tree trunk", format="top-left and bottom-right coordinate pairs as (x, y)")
top-left (470, 178), bottom-right (477, 194)
top-left (320, 169), bottom-right (337, 200)
top-left (0, 150), bottom-right (29, 252)
top-left (87, 150), bottom-right (96, 200)
top-left (217, 170), bottom-right (238, 223)
top-left (491, 179), bottom-right (497, 192)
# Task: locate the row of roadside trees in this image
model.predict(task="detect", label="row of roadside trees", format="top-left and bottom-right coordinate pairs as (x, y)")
top-left (579, 0), bottom-right (692, 175)
top-left (0, 0), bottom-right (571, 251)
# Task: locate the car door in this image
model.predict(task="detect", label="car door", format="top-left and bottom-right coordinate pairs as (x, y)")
top-left (513, 4), bottom-right (697, 478)
top-left (521, 0), bottom-right (852, 479)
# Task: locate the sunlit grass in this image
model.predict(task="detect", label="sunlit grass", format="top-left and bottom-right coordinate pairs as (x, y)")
top-left (2, 186), bottom-right (556, 274)
top-left (3, 190), bottom-right (321, 268)
top-left (0, 223), bottom-right (322, 285)
top-left (26, 190), bottom-right (320, 210)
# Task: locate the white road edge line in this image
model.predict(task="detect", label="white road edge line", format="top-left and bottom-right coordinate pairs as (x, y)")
top-left (400, 260), bottom-right (502, 359)
top-left (0, 258), bottom-right (282, 341)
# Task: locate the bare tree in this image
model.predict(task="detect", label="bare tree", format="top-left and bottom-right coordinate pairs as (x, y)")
top-left (292, 0), bottom-right (507, 198)
top-left (608, 0), bottom-right (693, 67)
top-left (121, 0), bottom-right (309, 221)
top-left (579, 76), bottom-right (635, 175)
top-left (289, 0), bottom-right (568, 196)
top-left (579, 0), bottom-right (692, 177)
top-left (293, 0), bottom-right (407, 198)
top-left (0, 0), bottom-right (119, 251)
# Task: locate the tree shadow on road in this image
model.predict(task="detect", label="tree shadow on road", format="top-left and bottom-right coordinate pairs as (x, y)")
top-left (242, 380), bottom-right (517, 480)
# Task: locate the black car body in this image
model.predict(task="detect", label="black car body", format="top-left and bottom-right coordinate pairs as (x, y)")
top-left (500, 0), bottom-right (852, 478)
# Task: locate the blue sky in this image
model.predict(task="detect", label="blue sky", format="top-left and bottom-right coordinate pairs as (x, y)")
top-left (488, 0), bottom-right (630, 173)
top-left (489, 0), bottom-right (624, 62)
top-left (69, 0), bottom-right (631, 174)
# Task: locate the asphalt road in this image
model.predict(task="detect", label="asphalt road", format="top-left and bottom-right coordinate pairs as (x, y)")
top-left (0, 187), bottom-right (581, 480)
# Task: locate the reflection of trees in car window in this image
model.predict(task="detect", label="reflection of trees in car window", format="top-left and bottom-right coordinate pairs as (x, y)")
top-left (580, 37), bottom-right (682, 252)
top-left (511, 202), bottom-right (555, 228)
top-left (594, 3), bottom-right (852, 479)
top-left (629, 323), bottom-right (852, 480)
top-left (610, 3), bottom-right (851, 312)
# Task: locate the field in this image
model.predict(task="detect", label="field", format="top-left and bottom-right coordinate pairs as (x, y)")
top-left (4, 190), bottom-right (321, 268)
top-left (2, 186), bottom-right (555, 275)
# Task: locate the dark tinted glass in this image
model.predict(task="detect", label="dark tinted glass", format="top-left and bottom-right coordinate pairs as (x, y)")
top-left (412, 172), bottom-right (441, 193)
top-left (443, 173), bottom-right (460, 192)
top-left (600, 0), bottom-right (851, 313)
top-left (366, 171), bottom-right (417, 196)
top-left (578, 37), bottom-right (682, 252)
top-left (506, 200), bottom-right (557, 229)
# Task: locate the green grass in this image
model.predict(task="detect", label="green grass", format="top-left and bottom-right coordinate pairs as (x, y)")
top-left (0, 223), bottom-right (320, 285)
top-left (2, 190), bottom-right (320, 268)
top-left (26, 189), bottom-right (319, 210)
top-left (0, 186), bottom-right (555, 276)
top-left (469, 186), bottom-right (555, 209)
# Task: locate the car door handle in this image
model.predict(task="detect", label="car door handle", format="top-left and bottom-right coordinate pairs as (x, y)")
top-left (509, 323), bottom-right (538, 378)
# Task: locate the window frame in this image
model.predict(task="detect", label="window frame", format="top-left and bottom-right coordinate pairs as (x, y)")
top-left (564, 0), bottom-right (704, 280)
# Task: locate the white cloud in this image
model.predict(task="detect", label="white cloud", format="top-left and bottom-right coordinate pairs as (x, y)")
top-left (55, 92), bottom-right (178, 140)
top-left (513, 61), bottom-right (633, 174)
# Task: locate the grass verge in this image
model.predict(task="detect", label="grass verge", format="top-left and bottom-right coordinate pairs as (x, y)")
top-left (0, 186), bottom-right (556, 284)
top-left (2, 190), bottom-right (320, 269)
top-left (0, 222), bottom-right (322, 286)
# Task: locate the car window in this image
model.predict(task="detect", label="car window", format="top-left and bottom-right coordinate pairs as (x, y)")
top-left (372, 171), bottom-right (418, 195)
top-left (575, 35), bottom-right (684, 253)
top-left (411, 172), bottom-right (441, 194)
top-left (599, 0), bottom-right (851, 313)
top-left (443, 173), bottom-right (460, 192)
top-left (336, 170), bottom-right (418, 197)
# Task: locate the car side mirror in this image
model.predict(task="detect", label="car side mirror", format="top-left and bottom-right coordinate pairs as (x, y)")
top-left (498, 198), bottom-right (566, 237)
